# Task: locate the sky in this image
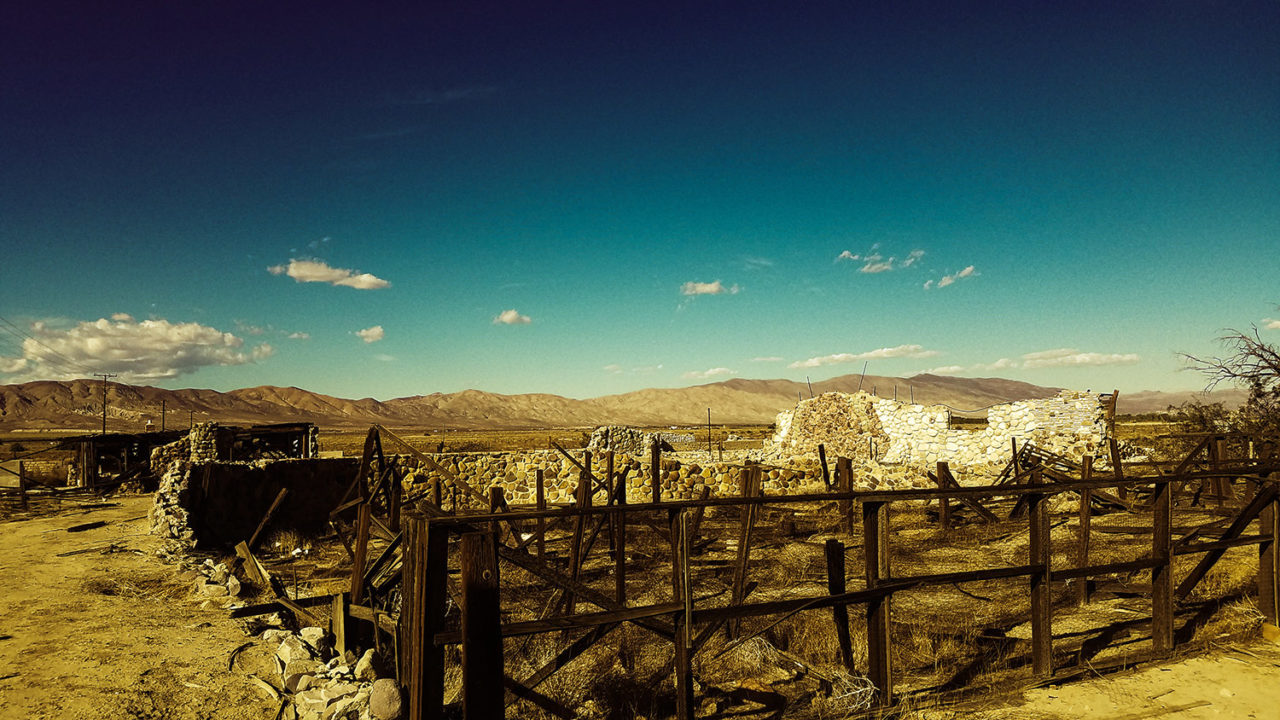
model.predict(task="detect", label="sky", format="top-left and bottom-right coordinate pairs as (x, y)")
top-left (1, 1), bottom-right (1277, 401)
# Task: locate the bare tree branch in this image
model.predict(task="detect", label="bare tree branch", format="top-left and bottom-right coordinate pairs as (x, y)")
top-left (1182, 326), bottom-right (1280, 398)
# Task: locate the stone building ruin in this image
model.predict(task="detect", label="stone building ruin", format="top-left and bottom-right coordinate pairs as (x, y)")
top-left (770, 389), bottom-right (1112, 473)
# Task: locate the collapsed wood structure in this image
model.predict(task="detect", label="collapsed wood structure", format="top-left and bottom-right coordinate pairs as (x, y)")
top-left (232, 426), bottom-right (1279, 719)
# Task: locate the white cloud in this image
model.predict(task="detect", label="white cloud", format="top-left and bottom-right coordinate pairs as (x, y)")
top-left (838, 247), bottom-right (924, 273)
top-left (789, 344), bottom-right (939, 368)
top-left (606, 363), bottom-right (664, 376)
top-left (928, 265), bottom-right (977, 289)
top-left (356, 325), bottom-right (385, 343)
top-left (921, 365), bottom-right (965, 375)
top-left (743, 256), bottom-right (774, 270)
top-left (1020, 348), bottom-right (1140, 368)
top-left (750, 356), bottom-right (784, 363)
top-left (978, 358), bottom-right (1017, 371)
top-left (287, 332), bottom-right (310, 340)
top-left (374, 354), bottom-right (395, 362)
top-left (682, 367), bottom-right (738, 380)
top-left (493, 309), bottom-right (532, 325)
top-left (0, 316), bottom-right (270, 381)
top-left (680, 280), bottom-right (740, 296)
top-left (268, 258), bottom-right (390, 290)
top-left (1264, 318), bottom-right (1280, 330)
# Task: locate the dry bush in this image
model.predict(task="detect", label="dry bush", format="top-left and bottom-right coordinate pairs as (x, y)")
top-left (1188, 597), bottom-right (1266, 646)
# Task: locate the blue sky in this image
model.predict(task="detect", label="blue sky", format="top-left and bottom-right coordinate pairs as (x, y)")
top-left (1, 1), bottom-right (1277, 400)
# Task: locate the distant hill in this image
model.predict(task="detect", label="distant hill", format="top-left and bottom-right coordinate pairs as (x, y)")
top-left (0, 373), bottom-right (1100, 431)
top-left (1114, 388), bottom-right (1249, 415)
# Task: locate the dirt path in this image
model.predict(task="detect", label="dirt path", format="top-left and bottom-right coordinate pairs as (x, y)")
top-left (0, 496), bottom-right (279, 720)
top-left (966, 637), bottom-right (1280, 719)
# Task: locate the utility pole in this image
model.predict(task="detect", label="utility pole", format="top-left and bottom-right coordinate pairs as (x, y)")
top-left (94, 373), bottom-right (117, 436)
top-left (160, 398), bottom-right (166, 432)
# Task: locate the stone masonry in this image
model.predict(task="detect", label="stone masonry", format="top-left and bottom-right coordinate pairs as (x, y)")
top-left (771, 389), bottom-right (1109, 474)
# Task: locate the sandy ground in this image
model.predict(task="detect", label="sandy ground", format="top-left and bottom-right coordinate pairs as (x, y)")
top-left (0, 495), bottom-right (279, 720)
top-left (976, 638), bottom-right (1280, 719)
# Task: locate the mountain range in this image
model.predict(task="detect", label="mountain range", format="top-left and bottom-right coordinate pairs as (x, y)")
top-left (0, 375), bottom-right (1243, 432)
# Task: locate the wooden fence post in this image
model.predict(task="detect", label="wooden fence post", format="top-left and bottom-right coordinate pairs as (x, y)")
top-left (1028, 487), bottom-right (1052, 677)
top-left (1076, 456), bottom-right (1093, 607)
top-left (838, 457), bottom-right (854, 535)
top-left (350, 503), bottom-right (372, 606)
top-left (825, 539), bottom-right (854, 670)
top-left (389, 466), bottom-right (402, 532)
top-left (535, 469), bottom-right (546, 560)
top-left (1260, 489), bottom-right (1279, 624)
top-left (671, 509), bottom-right (694, 720)
top-left (460, 531), bottom-right (503, 720)
top-left (651, 439), bottom-right (662, 504)
top-left (488, 486), bottom-right (504, 539)
top-left (728, 462), bottom-right (759, 639)
top-left (937, 461), bottom-right (951, 532)
top-left (1152, 479), bottom-right (1174, 654)
top-left (615, 468), bottom-right (628, 606)
top-left (18, 461), bottom-right (27, 511)
top-left (818, 443), bottom-right (831, 488)
top-left (567, 466), bottom-right (591, 615)
top-left (404, 514), bottom-right (448, 720)
top-left (331, 591), bottom-right (353, 659)
top-left (1109, 438), bottom-right (1125, 484)
top-left (862, 500), bottom-right (892, 706)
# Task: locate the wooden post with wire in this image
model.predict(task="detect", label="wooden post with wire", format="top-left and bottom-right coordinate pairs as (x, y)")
top-left (94, 373), bottom-right (117, 435)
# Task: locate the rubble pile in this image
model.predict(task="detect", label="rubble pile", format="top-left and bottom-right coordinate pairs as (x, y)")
top-left (176, 558), bottom-right (244, 607)
top-left (260, 628), bottom-right (403, 720)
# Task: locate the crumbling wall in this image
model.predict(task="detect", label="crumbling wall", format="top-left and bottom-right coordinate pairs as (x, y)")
top-left (769, 392), bottom-right (891, 460)
top-left (586, 426), bottom-right (654, 456)
top-left (771, 389), bottom-right (1108, 471)
top-left (151, 458), bottom-right (358, 548)
top-left (189, 422), bottom-right (217, 462)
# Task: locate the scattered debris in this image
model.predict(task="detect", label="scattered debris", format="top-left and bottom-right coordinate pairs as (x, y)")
top-left (66, 520), bottom-right (108, 532)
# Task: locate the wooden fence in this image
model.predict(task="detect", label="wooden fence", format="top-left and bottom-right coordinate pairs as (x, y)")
top-left (323, 427), bottom-right (1280, 719)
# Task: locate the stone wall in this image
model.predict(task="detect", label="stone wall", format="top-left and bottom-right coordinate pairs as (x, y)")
top-left (0, 458), bottom-right (64, 482)
top-left (189, 422), bottom-right (217, 462)
top-left (151, 457), bottom-right (359, 548)
top-left (771, 389), bottom-right (1109, 473)
top-left (403, 445), bottom-right (928, 510)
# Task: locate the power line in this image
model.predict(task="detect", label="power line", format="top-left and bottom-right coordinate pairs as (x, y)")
top-left (94, 373), bottom-right (117, 435)
top-left (0, 314), bottom-right (96, 377)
